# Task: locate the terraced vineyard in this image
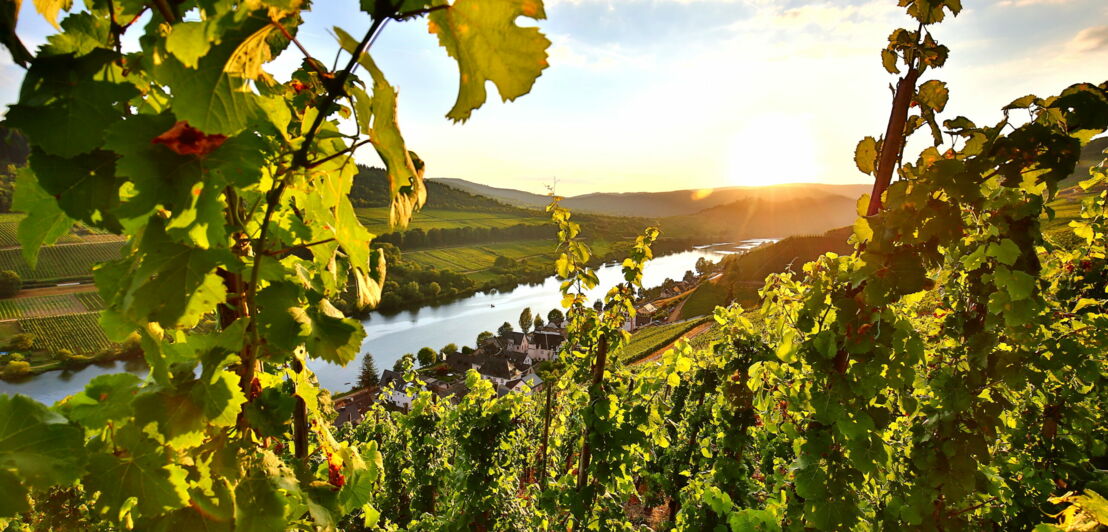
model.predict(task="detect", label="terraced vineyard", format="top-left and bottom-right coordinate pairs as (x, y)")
top-left (74, 291), bottom-right (105, 311)
top-left (405, 240), bottom-right (555, 272)
top-left (0, 241), bottom-right (124, 282)
top-left (0, 221), bottom-right (84, 248)
top-left (0, 294), bottom-right (88, 320)
top-left (17, 312), bottom-right (114, 354)
top-left (356, 207), bottom-right (544, 234)
top-left (618, 317), bottom-right (711, 363)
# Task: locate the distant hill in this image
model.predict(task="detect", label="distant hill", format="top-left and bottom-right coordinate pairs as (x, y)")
top-left (660, 195), bottom-right (859, 241)
top-left (1060, 135), bottom-right (1108, 187)
top-left (678, 226), bottom-right (855, 318)
top-left (352, 166), bottom-right (537, 214)
top-left (436, 177), bottom-right (870, 217)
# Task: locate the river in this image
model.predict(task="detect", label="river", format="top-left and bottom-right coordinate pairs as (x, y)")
top-left (0, 240), bottom-right (773, 404)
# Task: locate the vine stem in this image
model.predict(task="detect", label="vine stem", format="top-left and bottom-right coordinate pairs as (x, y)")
top-left (866, 24), bottom-right (925, 216)
top-left (576, 334), bottom-right (609, 493)
top-left (235, 14), bottom-right (392, 454)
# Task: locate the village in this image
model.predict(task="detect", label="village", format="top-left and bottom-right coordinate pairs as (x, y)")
top-left (333, 264), bottom-right (714, 425)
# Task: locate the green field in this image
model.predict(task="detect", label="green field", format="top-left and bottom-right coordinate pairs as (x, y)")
top-left (404, 240), bottom-right (556, 272)
top-left (357, 207), bottom-right (545, 234)
top-left (619, 317), bottom-right (711, 363)
top-left (0, 294), bottom-right (89, 321)
top-left (0, 241), bottom-right (124, 282)
top-left (17, 312), bottom-right (114, 354)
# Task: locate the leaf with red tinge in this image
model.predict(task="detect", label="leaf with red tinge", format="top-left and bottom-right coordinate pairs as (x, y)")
top-left (153, 121), bottom-right (228, 157)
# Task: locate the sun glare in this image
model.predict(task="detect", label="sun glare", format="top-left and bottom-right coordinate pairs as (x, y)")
top-left (725, 114), bottom-right (821, 188)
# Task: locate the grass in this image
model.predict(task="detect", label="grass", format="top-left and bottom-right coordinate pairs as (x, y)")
top-left (404, 240), bottom-right (556, 272)
top-left (0, 294), bottom-right (88, 321)
top-left (357, 207), bottom-right (544, 234)
top-left (619, 317), bottom-right (711, 363)
top-left (679, 281), bottom-right (731, 319)
top-left (17, 312), bottom-right (114, 354)
top-left (0, 241), bottom-right (124, 282)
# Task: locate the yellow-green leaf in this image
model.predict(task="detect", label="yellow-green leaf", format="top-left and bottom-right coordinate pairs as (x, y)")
top-left (428, 0), bottom-right (551, 122)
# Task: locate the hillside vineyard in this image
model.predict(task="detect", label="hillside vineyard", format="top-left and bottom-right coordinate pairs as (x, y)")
top-left (1, 0), bottom-right (1107, 531)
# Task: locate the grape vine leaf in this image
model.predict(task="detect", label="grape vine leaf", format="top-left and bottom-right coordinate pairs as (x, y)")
top-left (84, 425), bottom-right (189, 517)
top-left (0, 469), bottom-right (30, 517)
top-left (155, 32), bottom-right (264, 136)
top-left (5, 50), bottom-right (137, 158)
top-left (427, 0), bottom-right (551, 122)
top-left (122, 221), bottom-right (232, 328)
top-left (56, 373), bottom-right (143, 431)
top-left (166, 21), bottom-right (213, 70)
top-left (12, 166), bottom-right (73, 268)
top-left (32, 0), bottom-right (70, 30)
top-left (335, 27), bottom-right (426, 228)
top-left (855, 136), bottom-right (878, 175)
top-left (0, 395), bottom-right (87, 498)
top-left (292, 304), bottom-right (366, 365)
top-left (234, 470), bottom-right (290, 532)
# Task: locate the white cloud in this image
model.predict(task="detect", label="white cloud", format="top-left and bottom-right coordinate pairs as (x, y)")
top-left (1068, 25), bottom-right (1108, 53)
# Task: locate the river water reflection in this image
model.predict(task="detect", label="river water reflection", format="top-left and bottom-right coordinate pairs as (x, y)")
top-left (0, 240), bottom-right (772, 403)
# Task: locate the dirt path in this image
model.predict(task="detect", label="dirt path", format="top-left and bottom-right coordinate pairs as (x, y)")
top-left (12, 283), bottom-right (98, 299)
top-left (631, 322), bottom-right (713, 366)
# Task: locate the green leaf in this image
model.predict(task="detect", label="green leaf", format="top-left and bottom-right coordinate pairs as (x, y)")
top-left (26, 148), bottom-right (121, 229)
top-left (0, 469), bottom-right (31, 517)
top-left (293, 304), bottom-right (366, 365)
top-left (855, 136), bottom-right (878, 175)
top-left (234, 471), bottom-right (289, 532)
top-left (155, 36), bottom-right (261, 135)
top-left (84, 424), bottom-right (189, 518)
top-left (335, 27), bottom-right (426, 228)
top-left (986, 239), bottom-right (1021, 266)
top-left (12, 166), bottom-right (73, 268)
top-left (0, 394), bottom-right (87, 490)
top-left (881, 48), bottom-right (899, 74)
top-left (166, 21), bottom-right (213, 69)
top-left (917, 79), bottom-right (949, 112)
top-left (56, 373), bottom-right (142, 430)
top-left (1006, 270), bottom-right (1036, 301)
top-left (853, 216), bottom-right (874, 243)
top-left (427, 0), bottom-right (551, 122)
top-left (120, 221), bottom-right (231, 328)
top-left (6, 50), bottom-right (137, 158)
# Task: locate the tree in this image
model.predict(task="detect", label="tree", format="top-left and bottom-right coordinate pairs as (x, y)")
top-left (417, 346), bottom-right (438, 367)
top-left (6, 333), bottom-right (33, 351)
top-left (0, 270), bottom-right (20, 298)
top-left (476, 331), bottom-right (494, 347)
top-left (547, 308), bottom-right (564, 326)
top-left (533, 315), bottom-right (545, 330)
top-left (393, 353), bottom-right (416, 373)
top-left (498, 321), bottom-right (513, 337)
top-left (519, 307), bottom-right (533, 334)
top-left (427, 281), bottom-right (442, 297)
top-left (441, 343), bottom-right (458, 357)
top-left (358, 353), bottom-right (380, 389)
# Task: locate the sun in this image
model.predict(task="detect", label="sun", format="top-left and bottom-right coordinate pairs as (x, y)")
top-left (725, 113), bottom-right (822, 188)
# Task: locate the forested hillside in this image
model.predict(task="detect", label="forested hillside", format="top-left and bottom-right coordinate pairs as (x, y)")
top-left (440, 176), bottom-right (871, 217)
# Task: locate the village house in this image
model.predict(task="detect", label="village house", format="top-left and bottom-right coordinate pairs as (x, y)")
top-left (380, 369), bottom-right (418, 411)
top-left (502, 331), bottom-right (528, 352)
top-left (526, 330), bottom-right (564, 361)
top-left (478, 357), bottom-right (520, 386)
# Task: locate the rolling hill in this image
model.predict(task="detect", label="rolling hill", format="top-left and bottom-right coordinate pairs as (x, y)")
top-left (436, 177), bottom-right (871, 217)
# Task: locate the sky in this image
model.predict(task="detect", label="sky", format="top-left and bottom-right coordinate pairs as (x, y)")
top-left (2, 0), bottom-right (1107, 196)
